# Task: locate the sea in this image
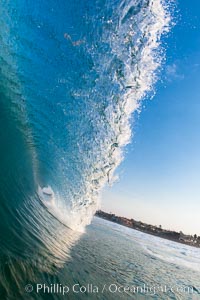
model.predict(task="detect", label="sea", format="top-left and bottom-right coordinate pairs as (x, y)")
top-left (1, 0), bottom-right (199, 299)
top-left (1, 217), bottom-right (200, 299)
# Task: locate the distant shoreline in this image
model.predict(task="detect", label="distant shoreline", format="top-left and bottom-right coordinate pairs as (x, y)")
top-left (95, 210), bottom-right (200, 248)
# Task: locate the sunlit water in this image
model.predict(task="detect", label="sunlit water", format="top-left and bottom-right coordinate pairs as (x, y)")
top-left (1, 217), bottom-right (200, 299)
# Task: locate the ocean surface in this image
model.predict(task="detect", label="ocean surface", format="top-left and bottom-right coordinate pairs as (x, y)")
top-left (1, 0), bottom-right (199, 299)
top-left (1, 217), bottom-right (200, 299)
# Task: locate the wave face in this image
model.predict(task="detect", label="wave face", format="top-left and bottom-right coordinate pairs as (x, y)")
top-left (0, 1), bottom-right (172, 298)
top-left (0, 0), bottom-right (170, 232)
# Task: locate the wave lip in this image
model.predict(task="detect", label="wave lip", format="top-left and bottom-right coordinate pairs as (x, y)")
top-left (76, 0), bottom-right (171, 225)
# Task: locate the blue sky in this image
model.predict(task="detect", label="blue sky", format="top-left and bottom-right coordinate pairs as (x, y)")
top-left (102, 0), bottom-right (200, 235)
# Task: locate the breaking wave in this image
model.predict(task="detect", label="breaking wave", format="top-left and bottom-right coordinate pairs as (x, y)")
top-left (0, 0), bottom-right (171, 232)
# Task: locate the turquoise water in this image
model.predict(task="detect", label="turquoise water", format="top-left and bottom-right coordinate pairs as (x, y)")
top-left (0, 0), bottom-right (171, 229)
top-left (2, 0), bottom-right (196, 299)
